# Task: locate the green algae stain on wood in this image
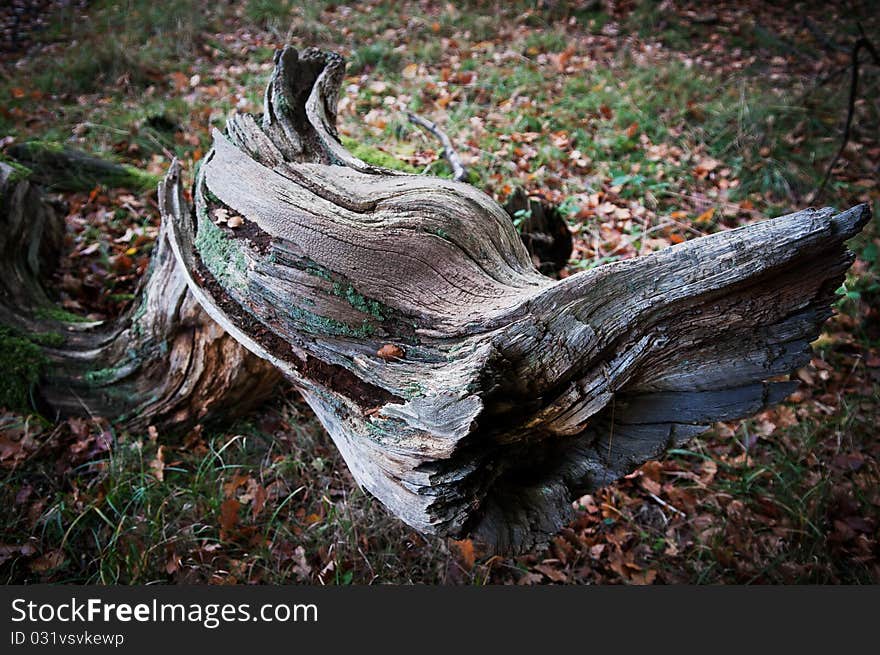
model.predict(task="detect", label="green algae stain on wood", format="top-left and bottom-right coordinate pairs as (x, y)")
top-left (331, 282), bottom-right (387, 320)
top-left (288, 303), bottom-right (376, 339)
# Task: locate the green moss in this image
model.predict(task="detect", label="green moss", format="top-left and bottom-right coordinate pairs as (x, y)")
top-left (288, 304), bottom-right (375, 339)
top-left (0, 154), bottom-right (33, 184)
top-left (84, 366), bottom-right (123, 385)
top-left (130, 295), bottom-right (149, 337)
top-left (22, 139), bottom-right (64, 153)
top-left (304, 259), bottom-right (333, 281)
top-left (117, 165), bottom-right (161, 191)
top-left (194, 217), bottom-right (247, 291)
top-left (402, 381), bottom-right (425, 398)
top-left (29, 332), bottom-right (65, 347)
top-left (35, 307), bottom-right (92, 323)
top-left (341, 137), bottom-right (417, 173)
top-left (10, 141), bottom-right (159, 191)
top-left (204, 186), bottom-right (223, 205)
top-left (331, 282), bottom-right (387, 320)
top-left (0, 325), bottom-right (47, 411)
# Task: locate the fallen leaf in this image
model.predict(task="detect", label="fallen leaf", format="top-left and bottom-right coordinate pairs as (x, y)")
top-left (165, 553), bottom-right (181, 575)
top-left (451, 538), bottom-right (476, 568)
top-left (220, 498), bottom-right (240, 533)
top-left (534, 563), bottom-right (567, 582)
top-left (695, 207), bottom-right (715, 223)
top-left (30, 549), bottom-right (64, 572)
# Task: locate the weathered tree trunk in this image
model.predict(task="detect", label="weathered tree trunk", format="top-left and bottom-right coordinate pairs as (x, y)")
top-left (0, 161), bottom-right (281, 431)
top-left (161, 47), bottom-right (869, 552)
top-left (2, 47), bottom-right (870, 552)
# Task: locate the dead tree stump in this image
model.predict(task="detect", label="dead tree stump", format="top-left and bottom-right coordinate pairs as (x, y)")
top-left (2, 47), bottom-right (871, 552)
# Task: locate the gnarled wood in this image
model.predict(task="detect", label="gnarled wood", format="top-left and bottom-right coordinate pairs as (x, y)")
top-left (157, 47), bottom-right (870, 552)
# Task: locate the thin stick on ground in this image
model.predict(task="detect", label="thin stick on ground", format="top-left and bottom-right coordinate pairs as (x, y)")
top-left (406, 111), bottom-right (468, 182)
top-left (810, 36), bottom-right (879, 204)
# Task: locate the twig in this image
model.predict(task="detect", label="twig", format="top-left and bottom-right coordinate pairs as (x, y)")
top-left (406, 111), bottom-right (468, 182)
top-left (809, 36), bottom-right (878, 204)
top-left (648, 492), bottom-right (685, 517)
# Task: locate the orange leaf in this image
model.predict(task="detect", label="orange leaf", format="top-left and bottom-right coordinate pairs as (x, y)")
top-left (695, 207), bottom-right (715, 223)
top-left (169, 71), bottom-right (188, 91)
top-left (669, 233), bottom-right (686, 244)
top-left (165, 553), bottom-right (181, 575)
top-left (451, 538), bottom-right (475, 569)
top-left (30, 549), bottom-right (64, 572)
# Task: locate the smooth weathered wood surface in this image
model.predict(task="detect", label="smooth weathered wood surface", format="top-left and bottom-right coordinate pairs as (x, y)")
top-left (159, 47), bottom-right (870, 552)
top-left (0, 161), bottom-right (281, 431)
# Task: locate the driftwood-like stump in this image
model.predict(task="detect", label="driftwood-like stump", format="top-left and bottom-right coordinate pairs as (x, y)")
top-left (2, 47), bottom-right (870, 552)
top-left (160, 48), bottom-right (869, 552)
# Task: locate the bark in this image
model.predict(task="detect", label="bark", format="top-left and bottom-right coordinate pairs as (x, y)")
top-left (0, 160), bottom-right (281, 431)
top-left (154, 47), bottom-right (870, 552)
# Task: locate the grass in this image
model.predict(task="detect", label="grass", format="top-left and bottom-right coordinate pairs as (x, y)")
top-left (27, 0), bottom-right (209, 96)
top-left (1, 397), bottom-right (446, 584)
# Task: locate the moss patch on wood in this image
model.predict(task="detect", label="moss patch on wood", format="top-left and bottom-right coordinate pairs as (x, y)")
top-left (34, 307), bottom-right (92, 323)
top-left (29, 331), bottom-right (65, 347)
top-left (0, 155), bottom-right (33, 184)
top-left (0, 325), bottom-right (47, 411)
top-left (194, 217), bottom-right (248, 291)
top-left (288, 303), bottom-right (376, 339)
top-left (8, 141), bottom-right (160, 191)
top-left (331, 282), bottom-right (387, 320)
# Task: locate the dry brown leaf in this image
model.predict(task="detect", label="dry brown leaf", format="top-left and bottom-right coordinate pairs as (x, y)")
top-left (219, 498), bottom-right (240, 533)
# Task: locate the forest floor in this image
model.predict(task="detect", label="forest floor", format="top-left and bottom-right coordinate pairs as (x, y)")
top-left (0, 0), bottom-right (878, 584)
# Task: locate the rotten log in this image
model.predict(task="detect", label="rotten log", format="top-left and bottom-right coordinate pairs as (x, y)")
top-left (3, 47), bottom-right (871, 553)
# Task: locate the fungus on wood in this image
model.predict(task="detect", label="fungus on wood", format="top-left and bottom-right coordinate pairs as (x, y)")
top-left (153, 47), bottom-right (870, 552)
